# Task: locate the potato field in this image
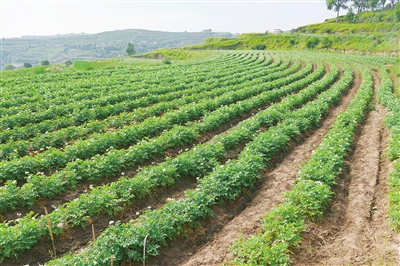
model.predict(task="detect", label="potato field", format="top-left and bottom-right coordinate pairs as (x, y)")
top-left (0, 51), bottom-right (399, 265)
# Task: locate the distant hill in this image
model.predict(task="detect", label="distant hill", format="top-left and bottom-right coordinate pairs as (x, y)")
top-left (1, 29), bottom-right (238, 69)
top-left (184, 7), bottom-right (399, 55)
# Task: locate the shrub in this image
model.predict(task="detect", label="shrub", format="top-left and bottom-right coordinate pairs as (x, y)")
top-left (41, 60), bottom-right (50, 66)
top-left (345, 7), bottom-right (355, 23)
top-left (252, 44), bottom-right (266, 50)
top-left (23, 62), bottom-right (32, 68)
top-left (321, 37), bottom-right (333, 48)
top-left (395, 3), bottom-right (400, 22)
top-left (306, 37), bottom-right (320, 49)
top-left (3, 64), bottom-right (16, 71)
top-left (289, 39), bottom-right (298, 46)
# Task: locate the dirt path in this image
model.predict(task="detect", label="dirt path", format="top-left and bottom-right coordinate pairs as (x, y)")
top-left (291, 72), bottom-right (400, 265)
top-left (154, 67), bottom-right (363, 266)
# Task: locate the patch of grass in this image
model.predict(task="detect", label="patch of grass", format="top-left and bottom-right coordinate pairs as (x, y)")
top-left (186, 38), bottom-right (242, 50)
top-left (1, 65), bottom-right (50, 77)
top-left (140, 48), bottom-right (219, 60)
top-left (116, 57), bottom-right (162, 67)
top-left (72, 59), bottom-right (119, 71)
top-left (1, 56), bottom-right (170, 77)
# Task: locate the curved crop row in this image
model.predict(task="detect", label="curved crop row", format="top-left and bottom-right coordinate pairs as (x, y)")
top-left (0, 54), bottom-right (271, 144)
top-left (43, 60), bottom-right (353, 266)
top-left (0, 53), bottom-right (269, 137)
top-left (0, 58), bottom-right (300, 181)
top-left (0, 53), bottom-right (261, 117)
top-left (0, 52), bottom-right (253, 112)
top-left (0, 54), bottom-right (277, 159)
top-left (0, 59), bottom-right (314, 213)
top-left (0, 60), bottom-right (339, 261)
top-left (229, 66), bottom-right (373, 265)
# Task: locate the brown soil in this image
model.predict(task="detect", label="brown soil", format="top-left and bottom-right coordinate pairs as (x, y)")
top-left (129, 66), bottom-right (365, 266)
top-left (291, 72), bottom-right (400, 266)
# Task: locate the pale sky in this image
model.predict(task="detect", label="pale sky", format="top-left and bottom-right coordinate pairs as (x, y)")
top-left (1, 0), bottom-right (337, 38)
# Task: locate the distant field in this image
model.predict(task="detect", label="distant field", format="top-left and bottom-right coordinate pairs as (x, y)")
top-left (0, 50), bottom-right (399, 265)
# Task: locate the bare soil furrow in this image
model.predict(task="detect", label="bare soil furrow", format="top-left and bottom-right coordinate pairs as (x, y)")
top-left (3, 65), bottom-right (316, 265)
top-left (292, 72), bottom-right (400, 266)
top-left (132, 66), bottom-right (362, 266)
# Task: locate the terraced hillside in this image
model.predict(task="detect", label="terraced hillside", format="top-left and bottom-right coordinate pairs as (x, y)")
top-left (0, 50), bottom-right (398, 265)
top-left (185, 6), bottom-right (400, 55)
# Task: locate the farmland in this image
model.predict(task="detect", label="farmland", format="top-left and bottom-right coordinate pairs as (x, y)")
top-left (0, 50), bottom-right (399, 265)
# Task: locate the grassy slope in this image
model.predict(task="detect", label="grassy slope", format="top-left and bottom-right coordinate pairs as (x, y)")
top-left (185, 7), bottom-right (399, 55)
top-left (137, 49), bottom-right (221, 60)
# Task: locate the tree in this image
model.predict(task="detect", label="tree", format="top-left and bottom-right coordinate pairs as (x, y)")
top-left (126, 42), bottom-right (136, 56)
top-left (395, 1), bottom-right (400, 21)
top-left (345, 7), bottom-right (356, 22)
top-left (252, 44), bottom-right (266, 50)
top-left (41, 60), bottom-right (50, 66)
top-left (369, 0), bottom-right (380, 10)
top-left (23, 62), bottom-right (32, 68)
top-left (380, 0), bottom-right (387, 10)
top-left (390, 0), bottom-right (399, 8)
top-left (3, 64), bottom-right (16, 71)
top-left (353, 0), bottom-right (363, 13)
top-left (327, 0), bottom-right (349, 20)
top-left (65, 60), bottom-right (73, 67)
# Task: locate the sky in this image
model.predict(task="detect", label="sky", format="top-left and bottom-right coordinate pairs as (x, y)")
top-left (1, 0), bottom-right (337, 38)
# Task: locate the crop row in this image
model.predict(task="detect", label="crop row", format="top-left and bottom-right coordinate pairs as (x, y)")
top-left (377, 68), bottom-right (400, 232)
top-left (0, 53), bottom-right (268, 130)
top-left (0, 53), bottom-right (275, 145)
top-left (43, 60), bottom-right (354, 265)
top-left (0, 58), bottom-right (301, 181)
top-left (0, 52), bottom-right (253, 110)
top-left (0, 59), bottom-right (315, 213)
top-left (0, 54), bottom-right (280, 158)
top-left (229, 66), bottom-right (373, 265)
top-left (0, 53), bottom-right (263, 117)
top-left (0, 59), bottom-right (341, 261)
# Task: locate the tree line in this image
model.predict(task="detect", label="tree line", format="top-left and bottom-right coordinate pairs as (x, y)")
top-left (327, 0), bottom-right (399, 19)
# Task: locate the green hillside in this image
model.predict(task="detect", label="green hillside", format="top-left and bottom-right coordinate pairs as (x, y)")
top-left (185, 6), bottom-right (400, 55)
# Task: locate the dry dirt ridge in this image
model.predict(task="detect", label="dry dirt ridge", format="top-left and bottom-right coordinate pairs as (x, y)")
top-left (139, 69), bottom-right (400, 266)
